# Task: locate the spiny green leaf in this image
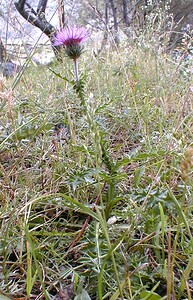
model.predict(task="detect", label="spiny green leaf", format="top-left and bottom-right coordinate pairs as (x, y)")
top-left (140, 291), bottom-right (162, 300)
top-left (74, 289), bottom-right (92, 300)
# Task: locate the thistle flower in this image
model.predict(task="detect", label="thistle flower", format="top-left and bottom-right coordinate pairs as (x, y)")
top-left (53, 26), bottom-right (90, 60)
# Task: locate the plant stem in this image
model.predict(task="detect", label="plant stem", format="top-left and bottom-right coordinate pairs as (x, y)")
top-left (74, 58), bottom-right (79, 85)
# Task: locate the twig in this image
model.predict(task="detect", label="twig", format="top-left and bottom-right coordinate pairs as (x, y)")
top-left (14, 0), bottom-right (56, 37)
top-left (25, 2), bottom-right (37, 16)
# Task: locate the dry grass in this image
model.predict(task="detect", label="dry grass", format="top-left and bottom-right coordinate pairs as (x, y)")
top-left (0, 35), bottom-right (193, 300)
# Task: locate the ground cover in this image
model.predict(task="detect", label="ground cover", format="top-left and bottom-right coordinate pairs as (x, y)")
top-left (0, 34), bottom-right (193, 300)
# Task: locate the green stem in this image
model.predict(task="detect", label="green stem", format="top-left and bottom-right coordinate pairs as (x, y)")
top-left (74, 58), bottom-right (79, 85)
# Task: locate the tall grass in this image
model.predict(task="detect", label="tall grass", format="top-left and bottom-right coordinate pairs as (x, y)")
top-left (0, 25), bottom-right (193, 300)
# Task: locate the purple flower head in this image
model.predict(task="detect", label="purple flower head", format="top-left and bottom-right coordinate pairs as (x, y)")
top-left (53, 26), bottom-right (90, 59)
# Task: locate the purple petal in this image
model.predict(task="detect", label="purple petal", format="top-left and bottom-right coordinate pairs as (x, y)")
top-left (53, 26), bottom-right (91, 47)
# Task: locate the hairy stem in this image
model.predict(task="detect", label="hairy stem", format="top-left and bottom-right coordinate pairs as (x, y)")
top-left (73, 58), bottom-right (79, 85)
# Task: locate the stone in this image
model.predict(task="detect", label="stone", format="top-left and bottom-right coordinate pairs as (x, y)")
top-left (0, 62), bottom-right (21, 77)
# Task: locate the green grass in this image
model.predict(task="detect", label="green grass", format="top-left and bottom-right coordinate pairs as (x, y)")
top-left (0, 37), bottom-right (193, 300)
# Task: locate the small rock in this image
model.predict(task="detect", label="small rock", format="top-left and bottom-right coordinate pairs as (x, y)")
top-left (0, 61), bottom-right (21, 77)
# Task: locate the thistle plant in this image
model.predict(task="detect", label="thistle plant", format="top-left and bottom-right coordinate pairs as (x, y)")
top-left (52, 26), bottom-right (124, 299)
top-left (53, 25), bottom-right (118, 185)
top-left (53, 26), bottom-right (90, 86)
top-left (52, 25), bottom-right (91, 143)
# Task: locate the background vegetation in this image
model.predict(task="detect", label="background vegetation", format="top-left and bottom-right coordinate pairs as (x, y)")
top-left (0, 1), bottom-right (193, 300)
